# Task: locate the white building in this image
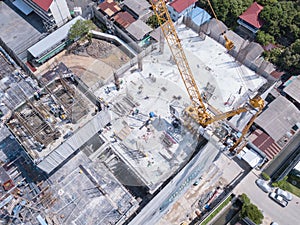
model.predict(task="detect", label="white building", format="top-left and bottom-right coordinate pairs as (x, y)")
top-left (167, 0), bottom-right (197, 21)
top-left (16, 0), bottom-right (71, 29)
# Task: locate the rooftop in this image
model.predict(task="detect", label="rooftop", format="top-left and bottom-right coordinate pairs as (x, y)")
top-left (284, 76), bottom-right (300, 104)
top-left (169, 0), bottom-right (197, 13)
top-left (126, 19), bottom-right (153, 41)
top-left (187, 7), bottom-right (211, 26)
top-left (0, 47), bottom-right (36, 115)
top-left (98, 0), bottom-right (121, 17)
top-left (0, 1), bottom-right (43, 61)
top-left (32, 0), bottom-right (53, 11)
top-left (249, 129), bottom-right (281, 160)
top-left (28, 16), bottom-right (84, 58)
top-left (255, 95), bottom-right (300, 142)
top-left (123, 0), bottom-right (151, 17)
top-left (238, 2), bottom-right (264, 29)
top-left (113, 11), bottom-right (136, 28)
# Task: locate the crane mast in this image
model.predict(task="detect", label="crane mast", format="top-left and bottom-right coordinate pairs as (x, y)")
top-left (151, 0), bottom-right (264, 150)
top-left (151, 0), bottom-right (212, 126)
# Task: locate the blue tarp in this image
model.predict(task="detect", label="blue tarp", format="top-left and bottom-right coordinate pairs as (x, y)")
top-left (188, 7), bottom-right (211, 26)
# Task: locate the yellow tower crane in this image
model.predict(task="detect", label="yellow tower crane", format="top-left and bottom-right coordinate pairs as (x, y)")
top-left (150, 0), bottom-right (264, 151)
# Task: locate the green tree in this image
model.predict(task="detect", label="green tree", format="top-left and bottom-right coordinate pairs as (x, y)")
top-left (239, 193), bottom-right (264, 224)
top-left (240, 193), bottom-right (250, 205)
top-left (256, 31), bottom-right (275, 46)
top-left (197, 0), bottom-right (252, 27)
top-left (278, 39), bottom-right (300, 74)
top-left (240, 203), bottom-right (264, 224)
top-left (147, 15), bottom-right (159, 29)
top-left (260, 1), bottom-right (300, 43)
top-left (256, 0), bottom-right (278, 5)
top-left (68, 20), bottom-right (96, 41)
top-left (261, 172), bottom-right (271, 181)
top-left (263, 47), bottom-right (282, 64)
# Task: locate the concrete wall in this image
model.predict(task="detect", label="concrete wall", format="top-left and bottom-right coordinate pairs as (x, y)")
top-left (89, 43), bottom-right (159, 92)
top-left (183, 18), bottom-right (278, 83)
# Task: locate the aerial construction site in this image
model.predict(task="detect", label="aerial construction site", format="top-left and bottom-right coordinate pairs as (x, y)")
top-left (0, 1), bottom-right (274, 225)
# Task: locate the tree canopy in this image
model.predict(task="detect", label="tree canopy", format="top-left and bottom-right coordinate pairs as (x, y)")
top-left (197, 0), bottom-right (300, 75)
top-left (239, 193), bottom-right (264, 225)
top-left (68, 20), bottom-right (96, 41)
top-left (147, 15), bottom-right (159, 29)
top-left (197, 0), bottom-right (253, 27)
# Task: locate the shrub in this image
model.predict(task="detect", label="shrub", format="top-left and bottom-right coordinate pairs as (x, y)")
top-left (261, 172), bottom-right (270, 181)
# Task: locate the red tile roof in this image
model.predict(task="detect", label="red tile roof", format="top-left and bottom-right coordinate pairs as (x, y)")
top-left (169, 0), bottom-right (197, 13)
top-left (33, 0), bottom-right (53, 11)
top-left (239, 2), bottom-right (264, 29)
top-left (113, 12), bottom-right (136, 28)
top-left (99, 0), bottom-right (121, 17)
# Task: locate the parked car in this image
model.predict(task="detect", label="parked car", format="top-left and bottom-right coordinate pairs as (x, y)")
top-left (275, 188), bottom-right (293, 201)
top-left (269, 192), bottom-right (288, 207)
top-left (270, 222), bottom-right (279, 225)
top-left (255, 179), bottom-right (272, 193)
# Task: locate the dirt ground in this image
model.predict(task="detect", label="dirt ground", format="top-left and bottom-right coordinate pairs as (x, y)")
top-left (85, 39), bottom-right (130, 69)
top-left (35, 38), bottom-right (131, 88)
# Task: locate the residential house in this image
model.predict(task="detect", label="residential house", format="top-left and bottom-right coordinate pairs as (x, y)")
top-left (255, 95), bottom-right (300, 147)
top-left (249, 129), bottom-right (282, 160)
top-left (21, 0), bottom-right (71, 29)
top-left (113, 11), bottom-right (136, 29)
top-left (98, 0), bottom-right (121, 18)
top-left (237, 2), bottom-right (264, 34)
top-left (167, 0), bottom-right (197, 21)
top-left (183, 7), bottom-right (211, 32)
top-left (28, 16), bottom-right (84, 65)
top-left (122, 0), bottom-right (151, 20)
top-left (126, 20), bottom-right (153, 42)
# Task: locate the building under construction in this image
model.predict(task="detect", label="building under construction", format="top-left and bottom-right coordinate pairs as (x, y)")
top-left (6, 63), bottom-right (95, 161)
top-left (0, 2), bottom-right (274, 223)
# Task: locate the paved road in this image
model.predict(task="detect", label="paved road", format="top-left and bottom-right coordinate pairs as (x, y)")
top-left (235, 171), bottom-right (300, 225)
top-left (128, 142), bottom-right (219, 225)
top-left (264, 132), bottom-right (300, 179)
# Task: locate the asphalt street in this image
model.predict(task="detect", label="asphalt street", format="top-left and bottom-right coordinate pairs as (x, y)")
top-left (235, 171), bottom-right (299, 225)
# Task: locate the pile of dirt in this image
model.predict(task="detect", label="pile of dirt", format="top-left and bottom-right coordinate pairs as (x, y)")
top-left (86, 39), bottom-right (113, 58)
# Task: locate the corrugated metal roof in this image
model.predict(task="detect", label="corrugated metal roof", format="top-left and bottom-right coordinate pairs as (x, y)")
top-left (188, 7), bottom-right (211, 26)
top-left (113, 11), bottom-right (136, 28)
top-left (126, 19), bottom-right (152, 41)
top-left (284, 76), bottom-right (300, 104)
top-left (13, 0), bottom-right (33, 15)
top-left (37, 110), bottom-right (111, 174)
top-left (28, 16), bottom-right (84, 58)
top-left (123, 0), bottom-right (150, 17)
top-left (250, 129), bottom-right (281, 160)
top-left (255, 96), bottom-right (300, 142)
